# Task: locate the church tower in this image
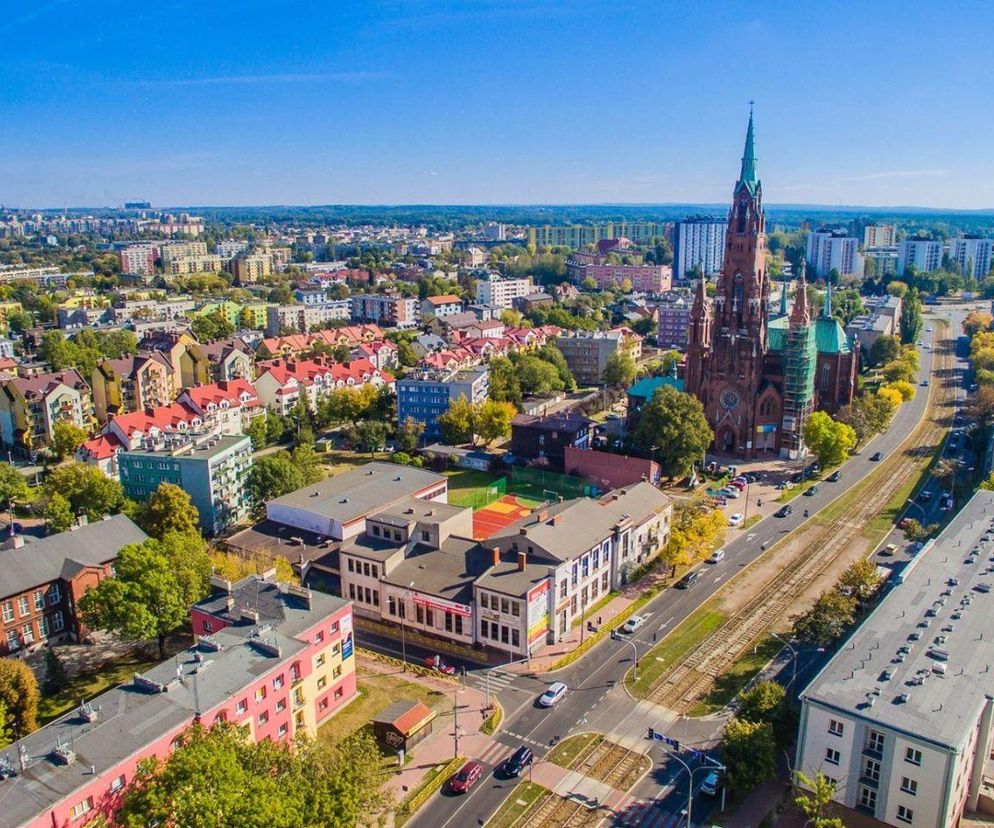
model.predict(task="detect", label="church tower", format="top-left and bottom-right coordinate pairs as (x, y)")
top-left (689, 108), bottom-right (770, 453)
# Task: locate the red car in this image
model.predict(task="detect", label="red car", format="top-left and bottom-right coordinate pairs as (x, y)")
top-left (425, 655), bottom-right (456, 675)
top-left (449, 760), bottom-right (483, 793)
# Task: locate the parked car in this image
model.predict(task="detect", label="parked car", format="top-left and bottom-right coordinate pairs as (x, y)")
top-left (921, 379), bottom-right (929, 386)
top-left (707, 549), bottom-right (726, 564)
top-left (425, 656), bottom-right (456, 675)
top-left (721, 487), bottom-right (740, 499)
top-left (776, 480), bottom-right (791, 491)
top-left (728, 480), bottom-right (747, 490)
top-left (675, 570), bottom-right (703, 589)
top-left (826, 471), bottom-right (841, 482)
top-left (539, 682), bottom-right (568, 707)
top-left (727, 513), bottom-right (744, 527)
top-left (803, 485), bottom-right (819, 497)
top-left (449, 761), bottom-right (483, 793)
top-left (622, 614), bottom-right (646, 634)
top-left (918, 490), bottom-right (932, 501)
top-left (503, 746), bottom-right (533, 777)
top-left (880, 543), bottom-right (898, 557)
top-left (775, 505), bottom-right (793, 518)
top-left (940, 494), bottom-right (954, 511)
top-left (701, 770), bottom-right (721, 796)
top-left (870, 451), bottom-right (883, 461)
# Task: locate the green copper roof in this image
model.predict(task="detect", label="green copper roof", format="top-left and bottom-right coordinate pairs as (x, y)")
top-left (738, 109), bottom-right (758, 193)
top-left (768, 314), bottom-right (787, 351)
top-left (627, 375), bottom-right (684, 399)
top-left (815, 317), bottom-right (851, 354)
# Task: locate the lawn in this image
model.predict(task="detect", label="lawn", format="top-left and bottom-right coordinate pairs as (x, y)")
top-left (39, 654), bottom-right (162, 724)
top-left (443, 468), bottom-right (505, 507)
top-left (627, 607), bottom-right (726, 698)
top-left (486, 782), bottom-right (551, 828)
top-left (688, 635), bottom-right (783, 716)
top-left (546, 733), bottom-right (603, 769)
top-left (317, 667), bottom-right (448, 749)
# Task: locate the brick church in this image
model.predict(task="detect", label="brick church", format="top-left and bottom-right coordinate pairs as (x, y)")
top-left (684, 111), bottom-right (858, 457)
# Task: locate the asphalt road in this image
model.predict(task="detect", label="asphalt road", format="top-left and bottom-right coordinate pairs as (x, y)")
top-left (400, 304), bottom-right (965, 828)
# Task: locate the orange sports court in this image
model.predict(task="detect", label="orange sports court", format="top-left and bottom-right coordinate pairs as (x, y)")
top-left (471, 494), bottom-right (534, 540)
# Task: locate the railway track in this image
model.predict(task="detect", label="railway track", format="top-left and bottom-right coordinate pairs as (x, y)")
top-left (521, 793), bottom-right (599, 828)
top-left (649, 334), bottom-right (954, 712)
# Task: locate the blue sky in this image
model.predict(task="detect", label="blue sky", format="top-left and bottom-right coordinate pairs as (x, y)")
top-left (1, 0), bottom-right (991, 209)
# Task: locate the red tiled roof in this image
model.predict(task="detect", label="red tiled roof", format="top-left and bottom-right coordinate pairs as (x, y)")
top-left (424, 294), bottom-right (461, 306)
top-left (110, 402), bottom-right (200, 437)
top-left (79, 433), bottom-right (123, 460)
top-left (181, 378), bottom-right (257, 408)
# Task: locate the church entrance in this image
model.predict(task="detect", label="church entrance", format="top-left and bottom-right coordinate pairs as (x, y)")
top-left (717, 426), bottom-right (736, 453)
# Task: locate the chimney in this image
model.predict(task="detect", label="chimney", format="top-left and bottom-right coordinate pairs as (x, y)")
top-left (536, 509), bottom-right (548, 522)
top-left (491, 546), bottom-right (500, 567)
top-left (517, 550), bottom-right (527, 571)
top-left (551, 514), bottom-right (561, 526)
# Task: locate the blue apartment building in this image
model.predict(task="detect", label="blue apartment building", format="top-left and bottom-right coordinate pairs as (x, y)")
top-left (396, 367), bottom-right (489, 442)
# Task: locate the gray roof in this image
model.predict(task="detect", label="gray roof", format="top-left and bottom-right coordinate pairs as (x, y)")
top-left (373, 495), bottom-right (467, 529)
top-left (0, 515), bottom-right (147, 599)
top-left (384, 536), bottom-right (491, 606)
top-left (801, 491), bottom-right (994, 750)
top-left (267, 462), bottom-right (446, 526)
top-left (474, 556), bottom-right (550, 598)
top-left (120, 433), bottom-right (250, 463)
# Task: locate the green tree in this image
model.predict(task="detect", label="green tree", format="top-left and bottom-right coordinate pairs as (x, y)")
top-left (836, 394), bottom-right (894, 444)
top-left (633, 386), bottom-right (714, 479)
top-left (737, 680), bottom-right (786, 726)
top-left (0, 698), bottom-right (10, 749)
top-left (792, 590), bottom-right (857, 647)
top-left (0, 657), bottom-right (40, 736)
top-left (49, 421), bottom-right (88, 461)
top-left (43, 462), bottom-right (125, 522)
top-left (602, 350), bottom-right (637, 388)
top-left (838, 558), bottom-right (883, 604)
top-left (900, 288), bottom-right (924, 344)
top-left (474, 400), bottom-right (517, 445)
top-left (0, 463), bottom-right (32, 505)
top-left (246, 414), bottom-right (269, 449)
top-left (115, 723), bottom-right (387, 828)
top-left (868, 334), bottom-right (901, 368)
top-left (190, 310), bottom-right (235, 343)
top-left (881, 359), bottom-right (913, 383)
top-left (887, 280), bottom-right (909, 299)
top-left (535, 345), bottom-right (576, 391)
top-left (44, 493), bottom-right (75, 532)
top-left (44, 648), bottom-right (69, 694)
top-left (438, 394), bottom-right (475, 444)
top-left (141, 482), bottom-right (201, 539)
top-left (80, 535), bottom-right (211, 658)
top-left (291, 443), bottom-right (324, 485)
top-left (723, 717), bottom-right (776, 794)
top-left (802, 411), bottom-right (856, 467)
top-left (794, 771), bottom-right (845, 828)
top-left (488, 355), bottom-right (522, 405)
top-left (346, 420), bottom-right (391, 454)
top-left (515, 354), bottom-right (565, 396)
top-left (965, 385), bottom-right (994, 429)
top-left (247, 452), bottom-right (303, 506)
top-left (395, 416), bottom-right (426, 453)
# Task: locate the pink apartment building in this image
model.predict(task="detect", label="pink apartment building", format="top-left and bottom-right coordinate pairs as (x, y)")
top-left (3, 574), bottom-right (356, 828)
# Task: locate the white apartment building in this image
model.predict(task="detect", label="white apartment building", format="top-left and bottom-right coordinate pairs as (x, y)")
top-left (806, 230), bottom-right (859, 277)
top-left (673, 217), bottom-right (726, 278)
top-left (119, 243), bottom-right (159, 277)
top-left (897, 239), bottom-right (943, 275)
top-left (864, 224), bottom-right (897, 248)
top-left (797, 491), bottom-right (994, 828)
top-left (475, 275), bottom-right (532, 309)
top-left (950, 237), bottom-right (992, 279)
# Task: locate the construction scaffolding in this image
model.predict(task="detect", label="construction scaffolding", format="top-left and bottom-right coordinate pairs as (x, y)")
top-left (781, 321), bottom-right (817, 456)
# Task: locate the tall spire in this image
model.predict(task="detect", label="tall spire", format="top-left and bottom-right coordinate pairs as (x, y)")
top-left (791, 260), bottom-right (810, 326)
top-left (822, 273), bottom-right (833, 319)
top-left (779, 271), bottom-right (788, 316)
top-left (738, 102), bottom-right (758, 191)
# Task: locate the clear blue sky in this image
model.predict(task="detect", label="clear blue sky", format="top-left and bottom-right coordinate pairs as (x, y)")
top-left (2, 0), bottom-right (991, 209)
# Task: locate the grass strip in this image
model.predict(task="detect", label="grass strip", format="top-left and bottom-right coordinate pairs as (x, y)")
top-left (627, 606), bottom-right (726, 698)
top-left (687, 635), bottom-right (783, 717)
top-left (486, 782), bottom-right (552, 828)
top-left (545, 732), bottom-right (603, 769)
top-left (481, 700), bottom-right (504, 736)
top-left (396, 755), bottom-right (465, 825)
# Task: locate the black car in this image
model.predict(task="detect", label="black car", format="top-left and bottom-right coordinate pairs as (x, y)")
top-left (870, 451), bottom-right (883, 461)
top-left (803, 485), bottom-right (819, 496)
top-left (775, 505), bottom-right (793, 518)
top-left (503, 746), bottom-right (533, 777)
top-left (675, 570), bottom-right (703, 589)
top-left (826, 471), bottom-right (841, 482)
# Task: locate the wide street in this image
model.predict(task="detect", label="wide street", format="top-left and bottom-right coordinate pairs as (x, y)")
top-left (374, 302), bottom-right (972, 828)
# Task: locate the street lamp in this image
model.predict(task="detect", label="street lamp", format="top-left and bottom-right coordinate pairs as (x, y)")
top-left (905, 498), bottom-right (926, 523)
top-left (770, 631), bottom-right (798, 692)
top-left (400, 580), bottom-right (414, 669)
top-left (610, 630), bottom-right (640, 681)
top-left (658, 743), bottom-right (726, 824)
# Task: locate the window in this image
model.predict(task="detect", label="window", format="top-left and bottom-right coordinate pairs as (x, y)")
top-left (559, 580), bottom-right (567, 599)
top-left (863, 758), bottom-right (880, 783)
top-left (316, 653), bottom-right (326, 667)
top-left (859, 786), bottom-right (877, 812)
top-left (372, 590), bottom-right (380, 607)
top-left (422, 531), bottom-right (430, 542)
top-left (371, 526), bottom-right (381, 537)
top-left (335, 686), bottom-right (344, 700)
top-left (17, 596), bottom-right (29, 617)
top-left (318, 698), bottom-right (329, 711)
top-left (512, 629), bottom-right (520, 647)
top-left (1, 602), bottom-right (12, 622)
top-left (258, 711), bottom-right (269, 726)
top-left (52, 612), bottom-right (64, 632)
top-left (511, 602), bottom-right (520, 617)
top-left (33, 591), bottom-right (44, 611)
top-left (825, 748), bottom-right (840, 765)
top-left (905, 747), bottom-right (922, 766)
top-left (445, 612), bottom-right (453, 632)
top-left (235, 699), bottom-right (248, 715)
top-left (202, 620), bottom-right (213, 633)
top-left (333, 665), bottom-right (342, 679)
top-left (22, 624), bottom-right (34, 644)
top-left (349, 584), bottom-right (356, 600)
top-left (897, 805), bottom-right (914, 824)
top-left (276, 699), bottom-right (286, 713)
top-left (70, 797), bottom-right (94, 819)
top-left (393, 531), bottom-right (402, 542)
top-left (278, 723), bottom-right (289, 737)
top-left (388, 596), bottom-right (397, 616)
top-left (255, 686), bottom-right (267, 702)
top-left (828, 719), bottom-right (844, 737)
top-left (38, 615), bottom-right (49, 637)
top-left (347, 558), bottom-right (355, 572)
top-left (330, 620), bottom-right (339, 633)
top-left (317, 676), bottom-right (327, 690)
top-left (109, 774), bottom-right (126, 793)
top-left (273, 675), bottom-right (284, 690)
top-left (455, 615), bottom-right (463, 635)
top-left (866, 729), bottom-right (885, 755)
top-left (363, 562), bottom-right (370, 577)
top-left (501, 626), bottom-right (509, 644)
top-left (601, 572), bottom-right (609, 591)
top-left (901, 777), bottom-right (918, 795)
top-left (480, 593), bottom-right (488, 609)
top-left (500, 598), bottom-right (509, 614)
top-left (314, 630), bottom-right (324, 643)
top-left (371, 565), bottom-right (378, 578)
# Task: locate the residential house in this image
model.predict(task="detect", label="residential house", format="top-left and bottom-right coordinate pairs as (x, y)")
top-left (509, 412), bottom-right (595, 470)
top-left (0, 369), bottom-right (94, 455)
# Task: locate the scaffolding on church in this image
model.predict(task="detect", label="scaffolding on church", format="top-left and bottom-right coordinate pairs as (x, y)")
top-left (781, 321), bottom-right (817, 456)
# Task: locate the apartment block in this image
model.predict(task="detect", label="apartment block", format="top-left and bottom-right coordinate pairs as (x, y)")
top-left (527, 223), bottom-right (668, 249)
top-left (396, 366), bottom-right (489, 441)
top-left (897, 239), bottom-right (943, 274)
top-left (118, 243), bottom-right (158, 277)
top-left (421, 294), bottom-right (464, 318)
top-left (350, 293), bottom-right (421, 329)
top-left (232, 253), bottom-right (273, 281)
top-left (807, 230), bottom-right (859, 277)
top-left (267, 301), bottom-right (351, 335)
top-left (950, 236), bottom-right (993, 279)
top-left (1, 574), bottom-right (355, 828)
top-left (556, 328), bottom-right (642, 385)
top-left (475, 275), bottom-right (532, 309)
top-left (118, 434), bottom-right (253, 536)
top-left (566, 252), bottom-right (672, 293)
top-left (0, 369), bottom-right (94, 455)
top-left (673, 216), bottom-right (726, 278)
top-left (863, 224), bottom-right (897, 248)
top-left (797, 491), bottom-right (994, 827)
top-left (91, 353), bottom-right (173, 423)
top-left (655, 292), bottom-right (692, 350)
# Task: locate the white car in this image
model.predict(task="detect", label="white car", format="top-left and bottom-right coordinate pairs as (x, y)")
top-left (727, 513), bottom-right (744, 527)
top-left (539, 682), bottom-right (568, 707)
top-left (622, 614), bottom-right (646, 634)
top-left (722, 487), bottom-right (740, 499)
top-left (707, 549), bottom-right (726, 564)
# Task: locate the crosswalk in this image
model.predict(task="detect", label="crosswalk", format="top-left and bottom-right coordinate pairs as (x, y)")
top-left (467, 668), bottom-right (515, 696)
top-left (475, 740), bottom-right (514, 768)
top-left (612, 798), bottom-right (677, 828)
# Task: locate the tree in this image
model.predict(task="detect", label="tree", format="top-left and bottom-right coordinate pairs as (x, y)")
top-left (802, 411), bottom-right (856, 468)
top-left (43, 462), bottom-right (125, 522)
top-left (44, 493), bottom-right (75, 532)
top-left (291, 443), bottom-right (324, 486)
top-left (836, 394), bottom-right (893, 445)
top-left (346, 420), bottom-right (391, 454)
top-left (0, 698), bottom-right (9, 749)
top-left (141, 483), bottom-right (201, 539)
top-left (965, 385), bottom-right (994, 429)
top-left (515, 354), bottom-right (565, 397)
top-left (395, 416), bottom-right (426, 453)
top-left (964, 311), bottom-right (994, 338)
top-left (877, 385), bottom-right (904, 412)
top-left (210, 550), bottom-right (297, 585)
top-left (474, 400), bottom-right (516, 445)
top-left (900, 289), bottom-right (924, 344)
top-left (882, 380), bottom-right (915, 401)
top-left (44, 648), bottom-right (69, 694)
top-left (0, 463), bottom-right (32, 505)
top-left (190, 311), bottom-right (234, 343)
top-left (246, 414), bottom-right (269, 449)
top-left (247, 452), bottom-right (304, 505)
top-left (0, 657), bottom-right (40, 736)
top-left (794, 771), bottom-right (845, 828)
top-left (932, 458), bottom-right (959, 489)
top-left (80, 534), bottom-right (211, 658)
top-left (633, 386), bottom-right (714, 479)
top-left (792, 590), bottom-right (857, 647)
top-left (737, 680), bottom-right (786, 726)
top-left (662, 500), bottom-right (727, 576)
top-left (50, 421), bottom-right (88, 461)
top-left (723, 717), bottom-right (776, 794)
top-left (488, 356), bottom-right (522, 405)
top-left (887, 281), bottom-right (909, 299)
top-left (115, 723), bottom-right (388, 828)
top-left (868, 334), bottom-right (901, 368)
top-left (602, 350), bottom-right (637, 388)
top-left (838, 558), bottom-right (883, 604)
top-left (438, 394), bottom-right (475, 444)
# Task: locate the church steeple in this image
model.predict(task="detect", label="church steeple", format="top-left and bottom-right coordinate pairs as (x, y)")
top-left (738, 104), bottom-right (759, 193)
top-left (791, 261), bottom-right (810, 327)
top-left (822, 274), bottom-right (833, 319)
top-left (779, 272), bottom-right (789, 316)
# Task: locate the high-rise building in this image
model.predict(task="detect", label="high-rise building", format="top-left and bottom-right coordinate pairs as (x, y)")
top-left (396, 367), bottom-right (489, 441)
top-left (673, 217), bottom-right (727, 279)
top-left (475, 274), bottom-right (532, 309)
top-left (950, 236), bottom-right (992, 279)
top-left (527, 223), bottom-right (668, 249)
top-left (118, 243), bottom-right (158, 277)
top-left (863, 223), bottom-right (897, 248)
top-left (897, 239), bottom-right (943, 274)
top-left (806, 230), bottom-right (859, 277)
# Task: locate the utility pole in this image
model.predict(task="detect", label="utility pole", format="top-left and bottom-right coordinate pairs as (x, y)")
top-left (452, 683), bottom-right (460, 759)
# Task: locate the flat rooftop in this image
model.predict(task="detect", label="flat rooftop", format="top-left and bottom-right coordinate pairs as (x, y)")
top-left (373, 495), bottom-right (467, 528)
top-left (802, 490), bottom-right (994, 750)
top-left (120, 433), bottom-right (250, 462)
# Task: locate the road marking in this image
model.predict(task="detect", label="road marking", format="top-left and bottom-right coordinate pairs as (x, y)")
top-left (746, 532), bottom-right (757, 542)
top-left (714, 574), bottom-right (724, 583)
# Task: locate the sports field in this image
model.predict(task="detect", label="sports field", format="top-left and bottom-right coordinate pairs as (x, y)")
top-left (472, 494), bottom-right (535, 540)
